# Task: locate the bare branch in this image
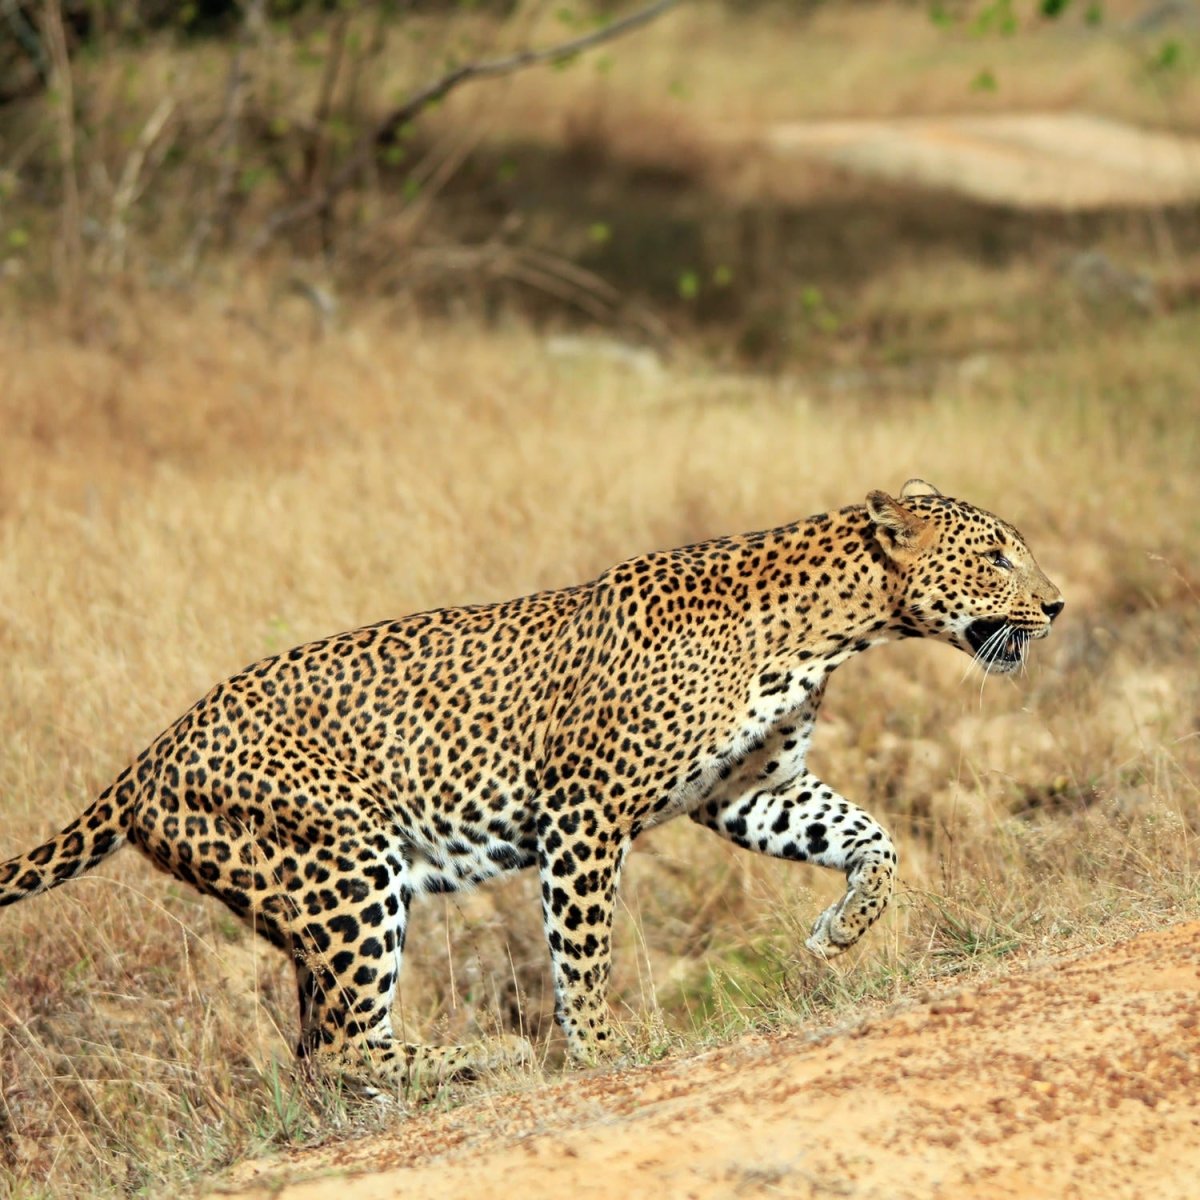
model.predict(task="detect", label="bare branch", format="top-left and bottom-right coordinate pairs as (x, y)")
top-left (106, 96), bottom-right (176, 274)
top-left (245, 0), bottom-right (685, 257)
top-left (40, 0), bottom-right (82, 293)
top-left (184, 0), bottom-right (266, 275)
top-left (373, 0), bottom-right (683, 145)
top-left (302, 8), bottom-right (352, 192)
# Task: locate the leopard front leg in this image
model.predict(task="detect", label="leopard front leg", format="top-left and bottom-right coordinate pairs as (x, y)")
top-left (536, 807), bottom-right (629, 1063)
top-left (690, 772), bottom-right (897, 958)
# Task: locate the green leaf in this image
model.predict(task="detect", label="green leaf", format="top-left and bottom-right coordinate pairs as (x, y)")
top-left (239, 166), bottom-right (269, 192)
top-left (1149, 39), bottom-right (1183, 73)
top-left (972, 0), bottom-right (1018, 36)
top-left (928, 2), bottom-right (955, 29)
top-left (678, 270), bottom-right (700, 301)
top-left (970, 67), bottom-right (999, 92)
top-left (712, 265), bottom-right (733, 288)
top-left (1040, 0), bottom-right (1070, 17)
top-left (588, 221), bottom-right (612, 245)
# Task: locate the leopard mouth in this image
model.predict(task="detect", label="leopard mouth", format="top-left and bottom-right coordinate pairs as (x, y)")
top-left (964, 618), bottom-right (1029, 674)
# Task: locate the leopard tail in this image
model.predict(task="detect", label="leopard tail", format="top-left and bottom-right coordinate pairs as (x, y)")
top-left (0, 783), bottom-right (130, 908)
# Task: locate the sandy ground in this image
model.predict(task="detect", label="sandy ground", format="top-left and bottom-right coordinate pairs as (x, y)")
top-left (756, 112), bottom-right (1200, 209)
top-left (215, 921), bottom-right (1200, 1200)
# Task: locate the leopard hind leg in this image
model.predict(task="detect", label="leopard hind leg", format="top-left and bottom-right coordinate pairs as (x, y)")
top-left (129, 764), bottom-right (529, 1096)
top-left (292, 851), bottom-right (531, 1098)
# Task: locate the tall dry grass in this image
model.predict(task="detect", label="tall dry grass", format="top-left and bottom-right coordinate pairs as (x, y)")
top-left (0, 285), bottom-right (1197, 1196)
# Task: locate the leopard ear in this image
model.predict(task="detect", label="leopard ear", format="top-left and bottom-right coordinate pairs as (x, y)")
top-left (900, 478), bottom-right (942, 499)
top-left (866, 490), bottom-right (933, 561)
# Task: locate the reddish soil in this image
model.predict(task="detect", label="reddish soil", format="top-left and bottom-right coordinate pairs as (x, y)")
top-left (216, 922), bottom-right (1200, 1200)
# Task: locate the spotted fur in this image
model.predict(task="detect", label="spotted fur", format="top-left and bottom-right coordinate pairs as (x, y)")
top-left (0, 480), bottom-right (1062, 1084)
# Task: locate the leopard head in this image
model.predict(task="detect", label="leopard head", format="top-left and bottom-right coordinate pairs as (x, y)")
top-left (866, 479), bottom-right (1063, 675)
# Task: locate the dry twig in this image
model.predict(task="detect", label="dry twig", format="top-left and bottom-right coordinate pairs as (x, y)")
top-left (39, 0), bottom-right (82, 293)
top-left (105, 96), bottom-right (177, 274)
top-left (184, 0), bottom-right (267, 275)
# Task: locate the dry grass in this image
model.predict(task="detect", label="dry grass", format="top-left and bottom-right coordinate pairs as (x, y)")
top-left (0, 284), bottom-right (1197, 1197)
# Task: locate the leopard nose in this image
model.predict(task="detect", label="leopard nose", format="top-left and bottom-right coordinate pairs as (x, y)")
top-left (1042, 599), bottom-right (1064, 621)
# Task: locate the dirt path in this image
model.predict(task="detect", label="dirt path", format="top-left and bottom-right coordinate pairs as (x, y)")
top-left (216, 922), bottom-right (1200, 1200)
top-left (755, 112), bottom-right (1200, 210)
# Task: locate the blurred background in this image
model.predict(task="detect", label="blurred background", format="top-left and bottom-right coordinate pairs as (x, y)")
top-left (3, 0), bottom-right (1200, 358)
top-left (1, 2), bottom-right (1198, 1196)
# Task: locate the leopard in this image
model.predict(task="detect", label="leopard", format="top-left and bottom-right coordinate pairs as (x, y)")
top-left (0, 479), bottom-right (1062, 1091)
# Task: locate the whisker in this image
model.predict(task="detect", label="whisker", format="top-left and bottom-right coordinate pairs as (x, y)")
top-left (981, 623), bottom-right (1008, 667)
top-left (977, 624), bottom-right (1005, 702)
top-left (959, 625), bottom-right (996, 685)
top-left (961, 617), bottom-right (1034, 695)
top-left (968, 621), bottom-right (1011, 701)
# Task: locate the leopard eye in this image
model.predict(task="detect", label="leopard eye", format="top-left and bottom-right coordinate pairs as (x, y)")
top-left (985, 550), bottom-right (1013, 571)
